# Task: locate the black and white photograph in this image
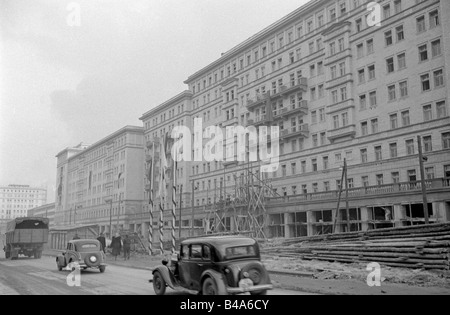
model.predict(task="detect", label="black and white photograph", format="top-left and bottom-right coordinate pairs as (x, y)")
top-left (1, 0), bottom-right (450, 300)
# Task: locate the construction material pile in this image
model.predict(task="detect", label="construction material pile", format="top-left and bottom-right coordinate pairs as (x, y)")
top-left (262, 223), bottom-right (450, 270)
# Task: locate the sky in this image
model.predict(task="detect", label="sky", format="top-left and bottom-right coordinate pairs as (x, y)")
top-left (0, 0), bottom-right (308, 204)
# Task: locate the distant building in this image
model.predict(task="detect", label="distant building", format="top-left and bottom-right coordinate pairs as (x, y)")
top-left (55, 126), bottom-right (146, 237)
top-left (0, 184), bottom-right (47, 221)
top-left (27, 203), bottom-right (55, 228)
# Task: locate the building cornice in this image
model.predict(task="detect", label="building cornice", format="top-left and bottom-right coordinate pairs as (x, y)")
top-left (139, 90), bottom-right (193, 121)
top-left (184, 0), bottom-right (325, 84)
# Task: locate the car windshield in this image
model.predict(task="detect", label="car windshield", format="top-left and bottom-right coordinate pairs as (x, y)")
top-left (75, 243), bottom-right (100, 252)
top-left (224, 245), bottom-right (257, 260)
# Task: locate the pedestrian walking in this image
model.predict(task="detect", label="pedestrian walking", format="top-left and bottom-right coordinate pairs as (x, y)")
top-left (123, 235), bottom-right (131, 260)
top-left (111, 232), bottom-right (122, 261)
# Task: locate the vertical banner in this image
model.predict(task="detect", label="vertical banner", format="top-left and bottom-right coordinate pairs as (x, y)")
top-left (159, 135), bottom-right (168, 255)
top-left (148, 142), bottom-right (155, 255)
top-left (172, 152), bottom-right (177, 254)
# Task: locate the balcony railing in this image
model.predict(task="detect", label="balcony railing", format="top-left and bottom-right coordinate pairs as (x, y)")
top-left (267, 178), bottom-right (450, 205)
top-left (283, 77), bottom-right (308, 96)
top-left (327, 124), bottom-right (356, 142)
top-left (247, 92), bottom-right (270, 111)
top-left (280, 124), bottom-right (309, 139)
top-left (281, 100), bottom-right (308, 118)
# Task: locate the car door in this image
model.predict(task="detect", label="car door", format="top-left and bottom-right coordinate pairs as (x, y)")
top-left (64, 243), bottom-right (78, 264)
top-left (177, 244), bottom-right (190, 287)
top-left (188, 244), bottom-right (204, 291)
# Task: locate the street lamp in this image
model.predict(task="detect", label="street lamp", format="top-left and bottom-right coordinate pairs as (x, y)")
top-left (116, 173), bottom-right (123, 233)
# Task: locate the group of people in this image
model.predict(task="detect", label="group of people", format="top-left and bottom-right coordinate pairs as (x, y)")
top-left (72, 232), bottom-right (132, 261)
top-left (105, 232), bottom-right (132, 261)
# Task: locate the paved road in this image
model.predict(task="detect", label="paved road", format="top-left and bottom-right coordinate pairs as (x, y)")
top-left (0, 253), bottom-right (313, 295)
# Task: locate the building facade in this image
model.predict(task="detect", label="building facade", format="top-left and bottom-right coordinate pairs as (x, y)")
top-left (141, 0), bottom-right (450, 239)
top-left (55, 126), bottom-right (146, 237)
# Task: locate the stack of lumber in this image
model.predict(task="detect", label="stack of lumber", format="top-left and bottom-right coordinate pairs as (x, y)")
top-left (262, 223), bottom-right (450, 270)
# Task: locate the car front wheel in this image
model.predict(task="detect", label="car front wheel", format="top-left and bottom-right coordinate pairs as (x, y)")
top-left (202, 277), bottom-right (218, 295)
top-left (153, 271), bottom-right (166, 296)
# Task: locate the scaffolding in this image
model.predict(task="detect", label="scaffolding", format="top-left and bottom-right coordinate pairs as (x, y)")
top-left (203, 161), bottom-right (280, 240)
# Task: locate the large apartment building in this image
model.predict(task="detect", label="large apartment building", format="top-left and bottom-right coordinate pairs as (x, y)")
top-left (55, 126), bottom-right (146, 237)
top-left (141, 0), bottom-right (450, 240)
top-left (0, 184), bottom-right (47, 220)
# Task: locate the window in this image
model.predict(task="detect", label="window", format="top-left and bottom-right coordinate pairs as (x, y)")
top-left (318, 62), bottom-right (324, 75)
top-left (442, 132), bottom-right (450, 149)
top-left (397, 53), bottom-right (406, 69)
top-left (394, 0), bottom-right (402, 14)
top-left (332, 90), bottom-right (338, 103)
top-left (419, 45), bottom-right (428, 62)
top-left (323, 156), bottom-right (329, 169)
top-left (423, 104), bottom-right (432, 122)
top-left (399, 81), bottom-right (408, 97)
top-left (390, 114), bottom-right (398, 129)
top-left (434, 69), bottom-right (444, 88)
top-left (367, 39), bottom-right (374, 54)
top-left (383, 4), bottom-right (391, 19)
top-left (369, 91), bottom-right (377, 108)
top-left (425, 167), bottom-right (435, 180)
top-left (356, 19), bottom-right (362, 32)
top-left (331, 66), bottom-right (337, 79)
top-left (423, 136), bottom-right (433, 153)
top-left (368, 65), bottom-right (375, 80)
top-left (359, 94), bottom-right (367, 110)
top-left (341, 87), bottom-right (347, 101)
top-left (339, 62), bottom-right (346, 77)
top-left (312, 134), bottom-right (318, 147)
top-left (437, 101), bottom-right (447, 118)
top-left (338, 38), bottom-right (345, 52)
top-left (417, 16), bottom-right (426, 33)
top-left (431, 39), bottom-right (442, 57)
top-left (333, 115), bottom-right (340, 129)
top-left (385, 31), bottom-right (393, 46)
top-left (361, 149), bottom-right (368, 163)
top-left (430, 10), bottom-right (440, 28)
top-left (388, 85), bottom-right (396, 101)
top-left (392, 172), bottom-right (400, 184)
top-left (358, 69), bottom-right (365, 84)
top-left (408, 170), bottom-right (417, 182)
top-left (312, 159), bottom-right (318, 172)
top-left (386, 58), bottom-right (395, 73)
top-left (376, 174), bottom-right (384, 186)
top-left (342, 112), bottom-right (349, 126)
top-left (330, 42), bottom-right (336, 55)
top-left (362, 176), bottom-right (369, 187)
top-left (421, 74), bottom-right (430, 92)
top-left (375, 146), bottom-right (382, 161)
top-left (330, 8), bottom-right (336, 20)
top-left (406, 139), bottom-right (415, 155)
top-left (401, 110), bottom-right (410, 126)
top-left (371, 119), bottom-right (378, 133)
top-left (310, 64), bottom-right (316, 77)
top-left (357, 43), bottom-right (364, 58)
top-left (361, 121), bottom-right (368, 136)
top-left (396, 25), bottom-right (404, 42)
top-left (390, 143), bottom-right (398, 158)
top-left (319, 108), bottom-right (325, 121)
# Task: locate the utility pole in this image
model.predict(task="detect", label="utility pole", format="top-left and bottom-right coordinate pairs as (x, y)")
top-left (417, 136), bottom-right (430, 224)
top-left (117, 173), bottom-right (122, 233)
top-left (191, 180), bottom-right (195, 237)
top-left (344, 159), bottom-right (350, 232)
top-left (333, 159), bottom-right (347, 234)
top-left (109, 198), bottom-right (113, 238)
top-left (179, 185), bottom-right (182, 240)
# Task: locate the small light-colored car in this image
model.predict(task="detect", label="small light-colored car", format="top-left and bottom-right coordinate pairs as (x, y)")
top-left (56, 239), bottom-right (107, 273)
top-left (151, 236), bottom-right (273, 295)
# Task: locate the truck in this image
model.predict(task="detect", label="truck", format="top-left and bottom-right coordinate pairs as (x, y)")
top-left (3, 217), bottom-right (49, 259)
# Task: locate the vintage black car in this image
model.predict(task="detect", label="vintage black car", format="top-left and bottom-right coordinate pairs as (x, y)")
top-left (151, 236), bottom-right (273, 295)
top-left (56, 240), bottom-right (107, 273)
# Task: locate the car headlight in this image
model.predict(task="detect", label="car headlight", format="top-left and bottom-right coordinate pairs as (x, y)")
top-left (90, 256), bottom-right (97, 263)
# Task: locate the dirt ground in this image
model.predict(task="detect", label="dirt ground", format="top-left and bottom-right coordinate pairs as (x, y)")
top-left (262, 255), bottom-right (450, 288)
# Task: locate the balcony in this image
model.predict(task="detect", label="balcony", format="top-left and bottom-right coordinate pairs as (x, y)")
top-left (253, 114), bottom-right (273, 127)
top-left (280, 124), bottom-right (309, 140)
top-left (281, 100), bottom-right (308, 118)
top-left (279, 77), bottom-right (308, 97)
top-left (247, 92), bottom-right (270, 111)
top-left (222, 98), bottom-right (238, 110)
top-left (222, 117), bottom-right (239, 127)
top-left (327, 124), bottom-right (356, 142)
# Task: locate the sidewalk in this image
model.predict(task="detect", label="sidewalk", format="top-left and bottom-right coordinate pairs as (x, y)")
top-left (43, 250), bottom-right (450, 295)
